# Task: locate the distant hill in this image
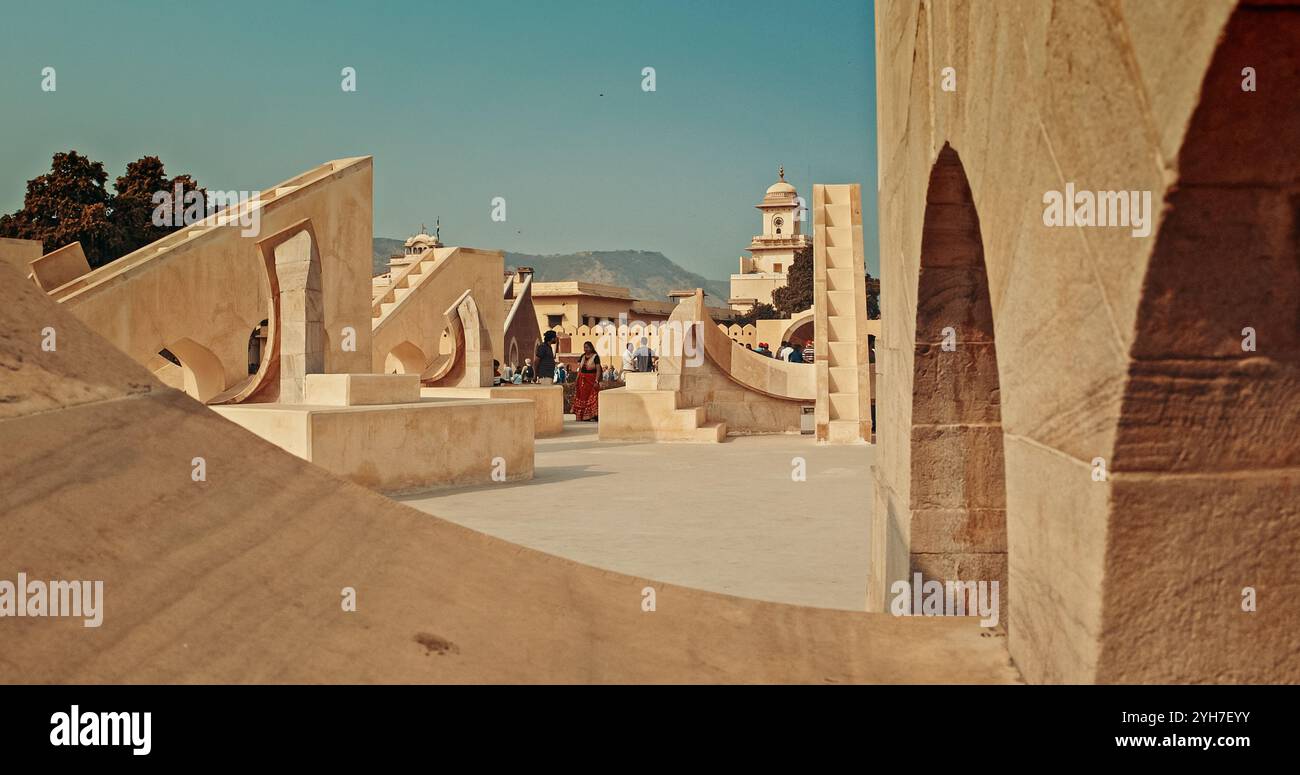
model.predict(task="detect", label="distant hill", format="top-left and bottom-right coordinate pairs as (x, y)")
top-left (503, 250), bottom-right (728, 302)
top-left (372, 238), bottom-right (405, 275)
top-left (372, 240), bottom-right (730, 302)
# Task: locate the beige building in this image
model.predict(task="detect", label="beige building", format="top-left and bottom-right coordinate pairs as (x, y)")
top-left (531, 281), bottom-right (733, 331)
top-left (729, 167), bottom-right (812, 313)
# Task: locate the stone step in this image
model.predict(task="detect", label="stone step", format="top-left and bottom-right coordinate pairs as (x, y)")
top-left (671, 406), bottom-right (706, 430)
top-left (829, 366), bottom-right (860, 394)
top-left (823, 203), bottom-right (852, 227)
top-left (828, 392), bottom-right (860, 420)
top-left (827, 289), bottom-right (855, 317)
top-left (826, 266), bottom-right (854, 290)
top-left (827, 314), bottom-right (857, 341)
top-left (694, 421), bottom-right (727, 442)
top-left (826, 341), bottom-right (857, 368)
top-left (825, 419), bottom-right (867, 444)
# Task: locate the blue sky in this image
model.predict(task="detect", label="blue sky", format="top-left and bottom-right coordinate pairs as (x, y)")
top-left (0, 0), bottom-right (877, 279)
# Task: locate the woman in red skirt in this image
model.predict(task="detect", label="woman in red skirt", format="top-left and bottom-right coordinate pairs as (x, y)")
top-left (572, 341), bottom-right (602, 421)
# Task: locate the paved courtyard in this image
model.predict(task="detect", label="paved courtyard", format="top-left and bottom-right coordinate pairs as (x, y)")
top-left (397, 419), bottom-right (873, 610)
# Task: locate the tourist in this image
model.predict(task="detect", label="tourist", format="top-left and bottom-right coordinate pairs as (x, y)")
top-left (756, 341), bottom-right (771, 357)
top-left (493, 359), bottom-right (502, 386)
top-left (802, 341), bottom-right (814, 363)
top-left (633, 337), bottom-right (654, 372)
top-left (521, 358), bottom-right (535, 383)
top-left (787, 341), bottom-right (804, 362)
top-left (554, 362), bottom-right (567, 385)
top-left (572, 341), bottom-right (602, 421)
top-left (622, 342), bottom-right (635, 373)
top-left (778, 340), bottom-right (793, 361)
top-left (535, 330), bottom-right (557, 384)
top-left (745, 343), bottom-right (754, 351)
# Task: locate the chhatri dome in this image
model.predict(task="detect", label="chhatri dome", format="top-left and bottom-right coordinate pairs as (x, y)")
top-left (764, 165), bottom-right (797, 199)
top-left (403, 222), bottom-right (443, 254)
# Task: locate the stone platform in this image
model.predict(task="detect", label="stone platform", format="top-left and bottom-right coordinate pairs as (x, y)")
top-left (597, 372), bottom-right (727, 442)
top-left (214, 374), bottom-right (534, 493)
top-left (421, 384), bottom-right (563, 437)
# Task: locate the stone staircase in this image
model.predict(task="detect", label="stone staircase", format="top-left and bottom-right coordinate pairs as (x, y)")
top-left (372, 250), bottom-right (440, 325)
top-left (814, 184), bottom-right (871, 443)
top-left (599, 372), bottom-right (726, 442)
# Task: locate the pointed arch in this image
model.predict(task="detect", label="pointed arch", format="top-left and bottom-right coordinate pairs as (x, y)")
top-left (907, 143), bottom-right (1008, 615)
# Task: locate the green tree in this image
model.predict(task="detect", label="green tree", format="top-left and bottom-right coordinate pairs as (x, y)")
top-left (867, 271), bottom-right (880, 319)
top-left (0, 151), bottom-right (115, 265)
top-left (735, 302), bottom-right (780, 326)
top-left (771, 245), bottom-right (813, 316)
top-left (0, 151), bottom-right (203, 269)
top-left (109, 156), bottom-right (203, 259)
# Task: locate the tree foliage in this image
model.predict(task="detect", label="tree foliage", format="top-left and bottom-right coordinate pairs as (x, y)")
top-left (0, 151), bottom-right (203, 269)
top-left (771, 245), bottom-right (813, 317)
top-left (735, 302), bottom-right (781, 326)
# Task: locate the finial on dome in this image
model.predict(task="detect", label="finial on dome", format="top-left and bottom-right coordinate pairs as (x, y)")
top-left (778, 165), bottom-right (785, 181)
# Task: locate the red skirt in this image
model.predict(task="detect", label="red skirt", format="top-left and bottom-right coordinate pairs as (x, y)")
top-left (572, 372), bottom-right (600, 420)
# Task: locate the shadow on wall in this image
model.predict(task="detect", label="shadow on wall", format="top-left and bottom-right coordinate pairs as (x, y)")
top-left (909, 143), bottom-right (1009, 618)
top-left (1100, 4), bottom-right (1300, 683)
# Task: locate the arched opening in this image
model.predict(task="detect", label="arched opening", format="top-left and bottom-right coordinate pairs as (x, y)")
top-left (1101, 6), bottom-right (1300, 682)
top-left (908, 143), bottom-right (1008, 616)
top-left (508, 339), bottom-right (520, 369)
top-left (782, 314), bottom-right (814, 349)
top-left (385, 340), bottom-right (428, 375)
top-left (161, 338), bottom-right (226, 402)
top-left (247, 319), bottom-right (269, 375)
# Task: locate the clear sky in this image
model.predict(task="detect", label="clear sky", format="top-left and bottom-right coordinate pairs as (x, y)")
top-left (0, 0), bottom-right (877, 279)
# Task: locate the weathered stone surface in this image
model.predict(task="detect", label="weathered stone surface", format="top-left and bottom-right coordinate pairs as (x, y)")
top-left (874, 0), bottom-right (1296, 684)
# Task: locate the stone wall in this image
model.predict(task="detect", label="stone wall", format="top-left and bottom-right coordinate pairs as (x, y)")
top-left (871, 0), bottom-right (1299, 683)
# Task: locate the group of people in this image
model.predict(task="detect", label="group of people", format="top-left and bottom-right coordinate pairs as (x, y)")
top-left (489, 333), bottom-right (664, 424)
top-left (747, 340), bottom-right (813, 363)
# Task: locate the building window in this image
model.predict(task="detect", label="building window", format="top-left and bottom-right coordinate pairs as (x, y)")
top-left (774, 216), bottom-right (784, 235)
top-left (773, 263), bottom-right (782, 273)
top-left (547, 314), bottom-right (564, 328)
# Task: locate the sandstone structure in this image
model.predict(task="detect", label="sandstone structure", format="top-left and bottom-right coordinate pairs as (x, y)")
top-left (870, 0), bottom-right (1299, 683)
top-left (0, 264), bottom-right (1016, 683)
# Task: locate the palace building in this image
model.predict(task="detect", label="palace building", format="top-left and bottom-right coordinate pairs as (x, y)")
top-left (728, 166), bottom-right (812, 313)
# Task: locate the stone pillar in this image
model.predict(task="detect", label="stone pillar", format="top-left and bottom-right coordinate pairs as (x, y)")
top-left (274, 230), bottom-right (324, 403)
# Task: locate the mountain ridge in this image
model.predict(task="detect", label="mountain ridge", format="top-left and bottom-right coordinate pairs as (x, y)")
top-left (373, 239), bottom-right (730, 302)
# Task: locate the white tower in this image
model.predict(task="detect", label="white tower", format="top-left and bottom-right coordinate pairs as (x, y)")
top-left (729, 167), bottom-right (813, 312)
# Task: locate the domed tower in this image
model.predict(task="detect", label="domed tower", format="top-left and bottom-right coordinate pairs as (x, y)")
top-left (729, 167), bottom-right (813, 312)
top-left (388, 222), bottom-right (444, 272)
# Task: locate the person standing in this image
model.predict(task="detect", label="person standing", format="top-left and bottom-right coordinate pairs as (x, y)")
top-left (535, 331), bottom-right (557, 384)
top-left (633, 337), bottom-right (654, 373)
top-left (621, 342), bottom-right (635, 375)
top-left (571, 341), bottom-right (602, 421)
